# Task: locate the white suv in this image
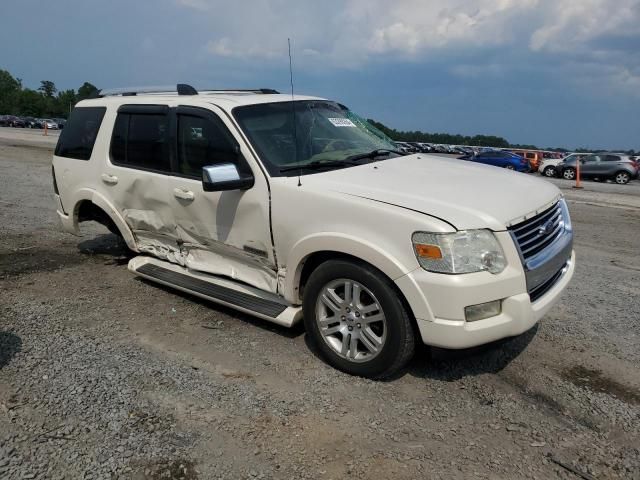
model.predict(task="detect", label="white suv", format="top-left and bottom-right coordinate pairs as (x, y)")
top-left (52, 84), bottom-right (575, 378)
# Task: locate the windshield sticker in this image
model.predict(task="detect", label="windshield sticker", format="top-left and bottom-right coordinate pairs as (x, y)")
top-left (327, 117), bottom-right (356, 128)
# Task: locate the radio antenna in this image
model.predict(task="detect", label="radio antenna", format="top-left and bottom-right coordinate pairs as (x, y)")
top-left (288, 38), bottom-right (301, 187)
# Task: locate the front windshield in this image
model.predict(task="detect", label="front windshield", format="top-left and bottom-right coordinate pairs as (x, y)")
top-left (233, 100), bottom-right (398, 176)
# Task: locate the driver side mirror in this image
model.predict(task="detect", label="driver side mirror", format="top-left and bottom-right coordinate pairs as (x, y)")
top-left (202, 163), bottom-right (254, 192)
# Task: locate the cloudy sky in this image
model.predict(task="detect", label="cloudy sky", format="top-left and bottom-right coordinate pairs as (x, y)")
top-left (1, 0), bottom-right (639, 149)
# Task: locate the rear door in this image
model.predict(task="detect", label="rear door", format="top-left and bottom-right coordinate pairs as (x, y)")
top-left (103, 105), bottom-right (181, 259)
top-left (165, 105), bottom-right (277, 293)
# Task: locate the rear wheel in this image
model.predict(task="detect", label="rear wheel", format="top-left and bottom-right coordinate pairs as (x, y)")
top-left (303, 259), bottom-right (415, 379)
top-left (543, 166), bottom-right (556, 177)
top-left (562, 167), bottom-right (576, 180)
top-left (614, 171), bottom-right (630, 185)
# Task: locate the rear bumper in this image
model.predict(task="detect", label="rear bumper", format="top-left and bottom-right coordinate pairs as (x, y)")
top-left (397, 250), bottom-right (575, 349)
top-left (54, 194), bottom-right (78, 234)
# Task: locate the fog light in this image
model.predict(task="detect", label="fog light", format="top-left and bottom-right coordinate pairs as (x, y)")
top-left (465, 300), bottom-right (502, 322)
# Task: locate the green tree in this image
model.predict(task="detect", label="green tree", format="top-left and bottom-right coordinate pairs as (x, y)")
top-left (16, 89), bottom-right (47, 117)
top-left (0, 69), bottom-right (21, 114)
top-left (77, 81), bottom-right (98, 101)
top-left (55, 89), bottom-right (77, 118)
top-left (38, 80), bottom-right (57, 98)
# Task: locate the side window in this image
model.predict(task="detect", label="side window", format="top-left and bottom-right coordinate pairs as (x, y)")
top-left (177, 112), bottom-right (238, 178)
top-left (604, 155), bottom-right (620, 162)
top-left (110, 111), bottom-right (170, 172)
top-left (55, 107), bottom-right (106, 160)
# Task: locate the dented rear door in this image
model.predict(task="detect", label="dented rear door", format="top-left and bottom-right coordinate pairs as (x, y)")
top-left (103, 104), bottom-right (184, 262)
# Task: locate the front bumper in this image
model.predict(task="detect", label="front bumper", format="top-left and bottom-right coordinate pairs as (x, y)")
top-left (395, 231), bottom-right (575, 349)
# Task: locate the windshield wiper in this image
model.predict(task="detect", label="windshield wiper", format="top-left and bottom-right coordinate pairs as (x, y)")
top-left (279, 159), bottom-right (361, 173)
top-left (344, 149), bottom-right (405, 162)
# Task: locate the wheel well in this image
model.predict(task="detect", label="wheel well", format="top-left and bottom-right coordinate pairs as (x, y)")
top-left (75, 200), bottom-right (120, 235)
top-left (297, 251), bottom-right (420, 337)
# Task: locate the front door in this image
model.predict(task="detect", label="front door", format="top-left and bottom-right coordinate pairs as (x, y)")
top-left (165, 105), bottom-right (278, 293)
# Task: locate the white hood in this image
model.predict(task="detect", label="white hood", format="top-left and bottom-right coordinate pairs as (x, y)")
top-left (302, 154), bottom-right (561, 231)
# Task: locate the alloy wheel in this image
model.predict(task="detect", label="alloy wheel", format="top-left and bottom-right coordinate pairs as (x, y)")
top-left (315, 278), bottom-right (387, 363)
top-left (615, 172), bottom-right (630, 184)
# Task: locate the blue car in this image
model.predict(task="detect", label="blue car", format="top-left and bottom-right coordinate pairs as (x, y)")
top-left (459, 150), bottom-right (529, 172)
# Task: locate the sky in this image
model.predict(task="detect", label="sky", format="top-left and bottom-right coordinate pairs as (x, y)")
top-left (1, 0), bottom-right (639, 150)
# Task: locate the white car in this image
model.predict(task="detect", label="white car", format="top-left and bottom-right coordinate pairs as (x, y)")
top-left (42, 119), bottom-right (59, 130)
top-left (52, 84), bottom-right (575, 378)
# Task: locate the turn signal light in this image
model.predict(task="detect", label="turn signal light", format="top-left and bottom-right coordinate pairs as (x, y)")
top-left (414, 244), bottom-right (443, 259)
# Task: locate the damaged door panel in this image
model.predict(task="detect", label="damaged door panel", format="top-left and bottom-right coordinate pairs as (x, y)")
top-left (103, 105), bottom-right (184, 262)
top-left (166, 105), bottom-right (277, 292)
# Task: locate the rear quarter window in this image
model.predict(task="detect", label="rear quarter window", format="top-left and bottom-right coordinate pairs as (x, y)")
top-left (54, 107), bottom-right (106, 160)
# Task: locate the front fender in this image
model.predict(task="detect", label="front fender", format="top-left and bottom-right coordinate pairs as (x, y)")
top-left (283, 232), bottom-right (414, 304)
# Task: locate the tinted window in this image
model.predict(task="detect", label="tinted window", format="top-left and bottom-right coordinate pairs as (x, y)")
top-left (110, 113), bottom-right (170, 172)
top-left (177, 113), bottom-right (237, 177)
top-left (604, 155), bottom-right (620, 162)
top-left (55, 107), bottom-right (106, 160)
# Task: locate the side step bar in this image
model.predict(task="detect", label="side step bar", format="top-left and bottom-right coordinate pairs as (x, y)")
top-left (128, 257), bottom-right (302, 327)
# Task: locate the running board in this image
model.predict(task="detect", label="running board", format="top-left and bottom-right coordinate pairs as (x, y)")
top-left (128, 256), bottom-right (302, 327)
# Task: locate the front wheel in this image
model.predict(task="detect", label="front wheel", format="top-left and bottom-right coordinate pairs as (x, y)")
top-left (303, 260), bottom-right (415, 379)
top-left (562, 167), bottom-right (576, 180)
top-left (614, 171), bottom-right (630, 185)
top-left (505, 164), bottom-right (515, 170)
top-left (543, 166), bottom-right (556, 177)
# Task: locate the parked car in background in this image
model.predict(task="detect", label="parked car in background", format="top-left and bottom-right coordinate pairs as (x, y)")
top-left (1, 115), bottom-right (26, 127)
top-left (539, 153), bottom-right (586, 178)
top-left (41, 119), bottom-right (59, 130)
top-left (23, 117), bottom-right (40, 128)
top-left (509, 150), bottom-right (542, 172)
top-left (556, 153), bottom-right (638, 184)
top-left (54, 118), bottom-right (67, 129)
top-left (459, 150), bottom-right (529, 172)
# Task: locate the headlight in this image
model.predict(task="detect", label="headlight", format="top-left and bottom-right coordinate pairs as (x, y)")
top-left (558, 197), bottom-right (572, 233)
top-left (412, 230), bottom-right (506, 274)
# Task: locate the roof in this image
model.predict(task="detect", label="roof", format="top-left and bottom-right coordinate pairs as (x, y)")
top-left (76, 92), bottom-right (327, 112)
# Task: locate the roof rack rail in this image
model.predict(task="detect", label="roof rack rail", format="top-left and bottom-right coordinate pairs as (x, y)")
top-left (97, 85), bottom-right (280, 97)
top-left (199, 88), bottom-right (280, 94)
top-left (98, 84), bottom-right (198, 97)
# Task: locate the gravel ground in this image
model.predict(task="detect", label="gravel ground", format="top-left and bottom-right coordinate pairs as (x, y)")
top-left (1, 132), bottom-right (639, 479)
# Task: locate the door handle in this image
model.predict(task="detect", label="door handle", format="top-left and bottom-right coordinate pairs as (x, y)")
top-left (101, 173), bottom-right (118, 185)
top-left (173, 188), bottom-right (194, 201)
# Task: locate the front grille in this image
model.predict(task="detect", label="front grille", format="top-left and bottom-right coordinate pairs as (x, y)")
top-left (529, 263), bottom-right (567, 302)
top-left (509, 202), bottom-right (564, 261)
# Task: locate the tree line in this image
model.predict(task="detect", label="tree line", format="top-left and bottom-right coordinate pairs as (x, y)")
top-left (0, 69), bottom-right (98, 119)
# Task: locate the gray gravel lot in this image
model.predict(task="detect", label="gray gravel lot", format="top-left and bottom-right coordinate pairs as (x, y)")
top-left (1, 132), bottom-right (639, 479)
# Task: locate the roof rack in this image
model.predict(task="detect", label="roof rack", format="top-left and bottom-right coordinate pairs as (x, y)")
top-left (97, 84), bottom-right (280, 97)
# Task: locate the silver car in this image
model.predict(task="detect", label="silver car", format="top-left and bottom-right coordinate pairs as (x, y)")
top-left (557, 153), bottom-right (638, 185)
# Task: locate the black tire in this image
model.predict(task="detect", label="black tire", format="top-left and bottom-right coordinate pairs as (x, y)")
top-left (614, 171), bottom-right (630, 185)
top-left (504, 164), bottom-right (515, 170)
top-left (562, 167), bottom-right (576, 180)
top-left (543, 166), bottom-right (556, 177)
top-left (303, 259), bottom-right (415, 379)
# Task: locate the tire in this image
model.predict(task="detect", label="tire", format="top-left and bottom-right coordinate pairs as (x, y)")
top-left (614, 171), bottom-right (630, 185)
top-left (562, 167), bottom-right (576, 180)
top-left (543, 166), bottom-right (556, 177)
top-left (303, 259), bottom-right (415, 379)
top-left (505, 164), bottom-right (515, 170)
